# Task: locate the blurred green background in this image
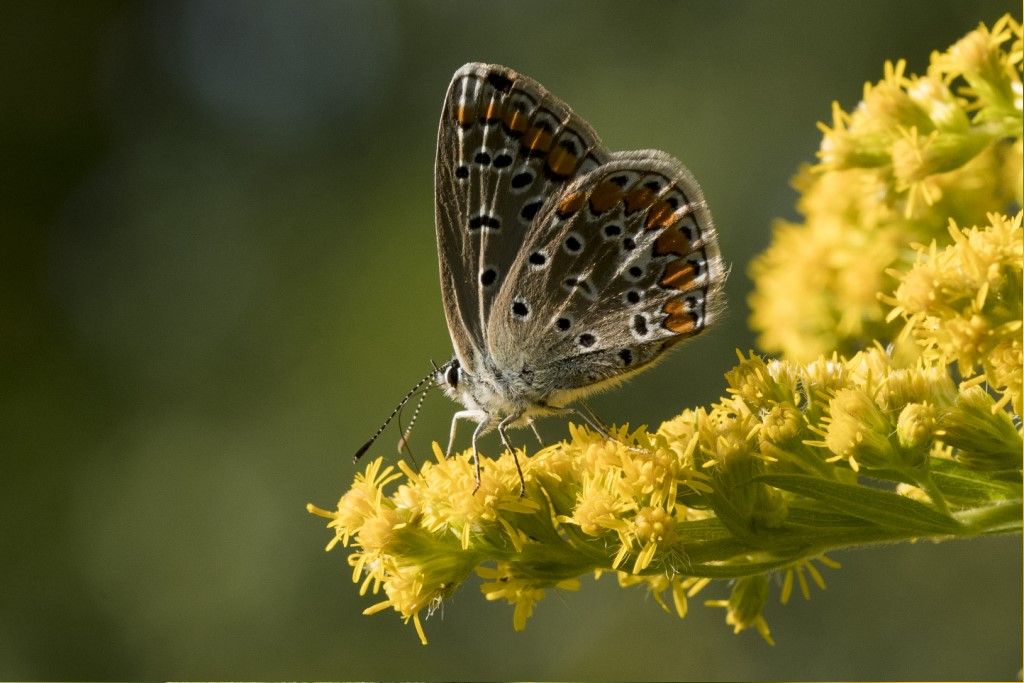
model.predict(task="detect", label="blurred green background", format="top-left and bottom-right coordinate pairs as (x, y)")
top-left (2, 1), bottom-right (1020, 679)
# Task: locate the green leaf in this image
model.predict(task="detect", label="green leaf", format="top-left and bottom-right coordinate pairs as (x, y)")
top-left (757, 474), bottom-right (963, 535)
top-left (929, 458), bottom-right (1023, 504)
top-left (784, 505), bottom-right (880, 529)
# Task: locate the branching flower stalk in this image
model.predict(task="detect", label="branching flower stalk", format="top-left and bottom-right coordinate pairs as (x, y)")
top-left (309, 15), bottom-right (1023, 644)
top-left (310, 341), bottom-right (1022, 644)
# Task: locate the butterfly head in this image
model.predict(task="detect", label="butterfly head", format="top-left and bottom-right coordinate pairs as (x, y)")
top-left (435, 357), bottom-right (463, 400)
top-left (437, 355), bottom-right (496, 417)
top-left (435, 355), bottom-right (491, 410)
top-left (435, 355), bottom-right (528, 421)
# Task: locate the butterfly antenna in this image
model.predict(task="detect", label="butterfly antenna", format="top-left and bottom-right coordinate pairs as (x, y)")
top-left (396, 381), bottom-right (433, 466)
top-left (354, 369), bottom-right (435, 462)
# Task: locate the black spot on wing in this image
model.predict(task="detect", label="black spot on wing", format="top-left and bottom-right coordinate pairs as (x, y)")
top-left (511, 171), bottom-right (534, 188)
top-left (487, 72), bottom-right (514, 93)
top-left (521, 200), bottom-right (543, 221)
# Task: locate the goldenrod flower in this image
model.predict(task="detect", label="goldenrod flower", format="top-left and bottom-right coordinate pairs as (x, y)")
top-left (940, 386), bottom-right (1023, 471)
top-left (878, 365), bottom-right (958, 409)
top-left (751, 15), bottom-right (1022, 361)
top-left (617, 572), bottom-right (711, 620)
top-left (477, 562), bottom-right (580, 632)
top-left (897, 402), bottom-right (940, 450)
top-left (568, 467), bottom-right (632, 537)
top-left (310, 346), bottom-right (1019, 643)
top-left (629, 505), bottom-right (679, 573)
top-left (706, 575), bottom-right (774, 645)
top-left (889, 212), bottom-right (1023, 413)
top-left (779, 555), bottom-right (841, 604)
top-left (760, 402), bottom-right (804, 446)
top-left (823, 389), bottom-right (893, 467)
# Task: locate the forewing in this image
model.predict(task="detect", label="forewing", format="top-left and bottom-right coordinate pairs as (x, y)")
top-left (487, 152), bottom-right (726, 396)
top-left (434, 63), bottom-right (610, 368)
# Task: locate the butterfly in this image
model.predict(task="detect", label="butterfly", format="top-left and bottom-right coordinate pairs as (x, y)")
top-left (357, 63), bottom-right (726, 493)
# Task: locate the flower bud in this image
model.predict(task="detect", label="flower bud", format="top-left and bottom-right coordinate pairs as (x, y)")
top-left (825, 389), bottom-right (897, 468)
top-left (944, 387), bottom-right (1023, 470)
top-left (896, 402), bottom-right (939, 450)
top-left (892, 131), bottom-right (988, 183)
top-left (760, 403), bottom-right (804, 445)
top-left (709, 574), bottom-right (773, 644)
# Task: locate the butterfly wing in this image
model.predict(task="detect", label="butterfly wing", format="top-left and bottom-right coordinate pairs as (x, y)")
top-left (486, 152), bottom-right (727, 402)
top-left (434, 63), bottom-right (610, 369)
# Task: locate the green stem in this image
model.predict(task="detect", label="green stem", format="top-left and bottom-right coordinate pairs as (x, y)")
top-left (954, 500), bottom-right (1024, 533)
top-left (914, 469), bottom-right (951, 516)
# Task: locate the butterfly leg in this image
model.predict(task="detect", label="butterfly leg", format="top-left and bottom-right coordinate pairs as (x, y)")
top-left (529, 421), bottom-right (544, 448)
top-left (545, 402), bottom-right (642, 450)
top-left (541, 403), bottom-right (613, 440)
top-left (497, 413), bottom-right (527, 497)
top-left (575, 401), bottom-right (614, 440)
top-left (469, 416), bottom-right (491, 493)
top-left (573, 403), bottom-right (647, 453)
top-left (447, 410), bottom-right (484, 457)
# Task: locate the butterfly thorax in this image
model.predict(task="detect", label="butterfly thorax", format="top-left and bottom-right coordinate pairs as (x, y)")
top-left (436, 356), bottom-right (560, 427)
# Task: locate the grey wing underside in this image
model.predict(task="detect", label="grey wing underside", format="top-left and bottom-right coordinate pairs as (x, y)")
top-left (486, 153), bottom-right (727, 402)
top-left (434, 63), bottom-right (610, 370)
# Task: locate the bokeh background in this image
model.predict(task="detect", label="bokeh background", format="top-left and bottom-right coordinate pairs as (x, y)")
top-left (2, 1), bottom-right (1020, 679)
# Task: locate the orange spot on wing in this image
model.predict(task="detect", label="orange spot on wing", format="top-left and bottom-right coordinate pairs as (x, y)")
top-left (662, 298), bottom-right (699, 334)
top-left (456, 105), bottom-right (477, 126)
top-left (654, 226), bottom-right (691, 257)
top-left (503, 107), bottom-right (529, 135)
top-left (546, 146), bottom-right (579, 178)
top-left (555, 191), bottom-right (585, 218)
top-left (625, 187), bottom-right (656, 214)
top-left (659, 259), bottom-right (697, 290)
top-left (523, 125), bottom-right (553, 154)
top-left (588, 180), bottom-right (623, 214)
top-left (483, 100), bottom-right (503, 123)
top-left (644, 200), bottom-right (676, 230)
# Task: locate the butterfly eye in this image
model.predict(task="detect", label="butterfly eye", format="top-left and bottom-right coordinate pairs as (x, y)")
top-left (445, 362), bottom-right (460, 388)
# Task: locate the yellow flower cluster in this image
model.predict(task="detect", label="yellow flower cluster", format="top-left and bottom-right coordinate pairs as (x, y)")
top-left (750, 15), bottom-right (1022, 361)
top-left (887, 212), bottom-right (1023, 413)
top-left (309, 425), bottom-right (720, 645)
top-left (309, 347), bottom-right (1021, 643)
